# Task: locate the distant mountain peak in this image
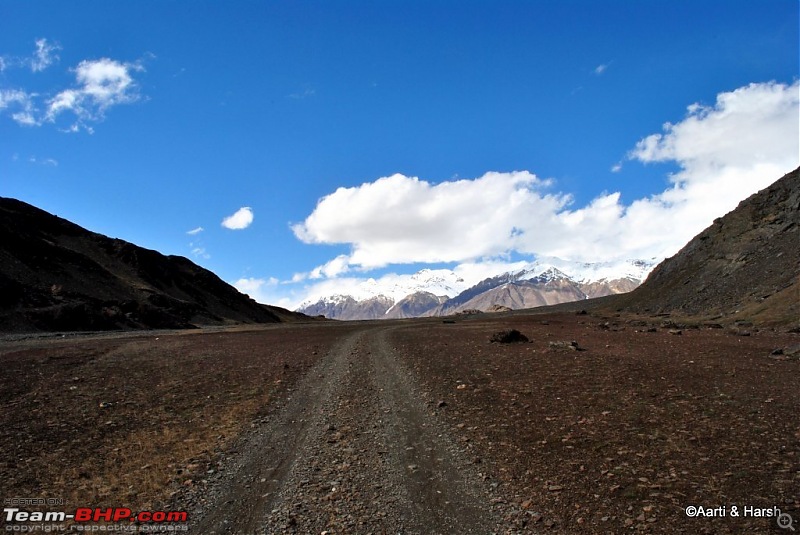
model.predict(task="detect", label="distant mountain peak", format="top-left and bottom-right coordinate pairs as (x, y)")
top-left (297, 257), bottom-right (656, 320)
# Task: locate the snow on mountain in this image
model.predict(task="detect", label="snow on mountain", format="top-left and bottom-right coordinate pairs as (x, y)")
top-left (421, 258), bottom-right (657, 317)
top-left (509, 257), bottom-right (657, 284)
top-left (295, 268), bottom-right (470, 311)
top-left (296, 257), bottom-right (658, 318)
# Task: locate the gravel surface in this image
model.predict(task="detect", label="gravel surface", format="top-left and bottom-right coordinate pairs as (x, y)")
top-left (182, 327), bottom-right (508, 534)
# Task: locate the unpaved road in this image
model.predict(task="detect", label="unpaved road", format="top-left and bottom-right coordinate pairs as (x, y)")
top-left (187, 327), bottom-right (505, 534)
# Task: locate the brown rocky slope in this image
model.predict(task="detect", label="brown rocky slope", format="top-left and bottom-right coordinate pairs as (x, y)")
top-left (0, 197), bottom-right (305, 332)
top-left (614, 166), bottom-right (799, 327)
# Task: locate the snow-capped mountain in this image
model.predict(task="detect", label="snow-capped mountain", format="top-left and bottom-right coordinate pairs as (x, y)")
top-left (296, 268), bottom-right (470, 310)
top-left (297, 257), bottom-right (658, 320)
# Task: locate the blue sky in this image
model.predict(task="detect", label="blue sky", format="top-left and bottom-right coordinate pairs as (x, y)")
top-left (1, 1), bottom-right (798, 308)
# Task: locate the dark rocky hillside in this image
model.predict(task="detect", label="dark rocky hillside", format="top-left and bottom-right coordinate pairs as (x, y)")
top-left (0, 197), bottom-right (305, 332)
top-left (616, 166), bottom-right (799, 326)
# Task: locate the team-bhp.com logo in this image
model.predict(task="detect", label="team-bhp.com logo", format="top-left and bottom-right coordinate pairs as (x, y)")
top-left (4, 507), bottom-right (188, 530)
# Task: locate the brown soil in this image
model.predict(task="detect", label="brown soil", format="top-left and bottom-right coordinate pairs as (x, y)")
top-left (1, 312), bottom-right (798, 534)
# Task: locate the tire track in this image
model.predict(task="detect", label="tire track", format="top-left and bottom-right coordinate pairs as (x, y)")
top-left (190, 325), bottom-right (500, 534)
top-left (368, 328), bottom-right (499, 534)
top-left (191, 329), bottom-right (363, 534)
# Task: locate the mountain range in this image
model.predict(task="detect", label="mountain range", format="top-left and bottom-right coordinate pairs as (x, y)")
top-left (297, 259), bottom-right (655, 320)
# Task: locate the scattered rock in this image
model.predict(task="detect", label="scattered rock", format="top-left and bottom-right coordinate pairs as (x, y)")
top-left (784, 344), bottom-right (800, 357)
top-left (489, 329), bottom-right (529, 344)
top-left (486, 305), bottom-right (512, 313)
top-left (731, 329), bottom-right (751, 337)
top-left (548, 340), bottom-right (582, 351)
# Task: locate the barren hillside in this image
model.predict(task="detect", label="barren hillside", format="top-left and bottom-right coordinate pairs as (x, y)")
top-left (615, 166), bottom-right (799, 326)
top-left (0, 198), bottom-right (305, 332)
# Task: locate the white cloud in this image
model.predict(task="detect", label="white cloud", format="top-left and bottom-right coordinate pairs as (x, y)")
top-left (46, 58), bottom-right (144, 129)
top-left (289, 88), bottom-right (316, 99)
top-left (186, 226), bottom-right (204, 235)
top-left (0, 89), bottom-right (38, 126)
top-left (292, 171), bottom-right (567, 268)
top-left (0, 41), bottom-right (145, 131)
top-left (308, 254), bottom-right (351, 279)
top-left (232, 277), bottom-right (287, 307)
top-left (28, 156), bottom-right (58, 167)
top-left (611, 162), bottom-right (622, 173)
top-left (221, 207), bottom-right (254, 230)
top-left (31, 38), bottom-right (60, 72)
top-left (292, 81), bottom-right (799, 277)
top-left (618, 80), bottom-right (799, 254)
top-left (594, 63), bottom-right (609, 75)
top-left (190, 246), bottom-right (210, 259)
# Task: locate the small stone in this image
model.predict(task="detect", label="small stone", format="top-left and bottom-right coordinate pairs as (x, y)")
top-left (549, 340), bottom-right (582, 351)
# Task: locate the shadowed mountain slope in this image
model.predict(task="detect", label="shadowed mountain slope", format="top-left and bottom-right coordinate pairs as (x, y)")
top-left (615, 166), bottom-right (799, 326)
top-left (0, 197), bottom-right (305, 332)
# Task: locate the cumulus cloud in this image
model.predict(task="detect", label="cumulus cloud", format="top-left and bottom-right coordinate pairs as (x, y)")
top-left (292, 81), bottom-right (799, 277)
top-left (293, 172), bottom-right (567, 268)
top-left (221, 207), bottom-right (254, 230)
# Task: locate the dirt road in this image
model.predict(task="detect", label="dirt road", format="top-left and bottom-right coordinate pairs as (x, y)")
top-left (190, 327), bottom-right (503, 534)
